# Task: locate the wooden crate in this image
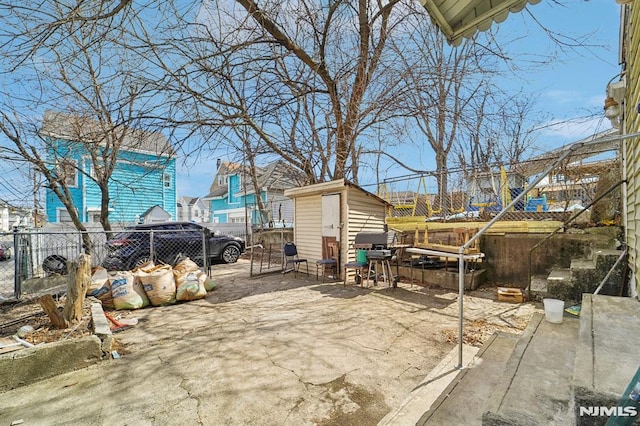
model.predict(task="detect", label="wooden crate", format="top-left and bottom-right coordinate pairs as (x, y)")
top-left (497, 287), bottom-right (524, 303)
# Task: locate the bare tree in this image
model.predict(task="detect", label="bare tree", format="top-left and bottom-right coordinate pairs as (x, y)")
top-left (392, 21), bottom-right (500, 214)
top-left (0, 1), bottom-right (174, 236)
top-left (138, 0), bottom-right (415, 185)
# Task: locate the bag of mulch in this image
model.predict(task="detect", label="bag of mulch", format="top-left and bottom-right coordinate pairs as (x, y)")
top-left (88, 266), bottom-right (114, 309)
top-left (175, 269), bottom-right (207, 301)
top-left (137, 264), bottom-right (176, 306)
top-left (173, 258), bottom-right (199, 275)
top-left (110, 271), bottom-right (148, 310)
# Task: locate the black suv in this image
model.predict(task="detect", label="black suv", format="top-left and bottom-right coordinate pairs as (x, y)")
top-left (102, 222), bottom-right (245, 271)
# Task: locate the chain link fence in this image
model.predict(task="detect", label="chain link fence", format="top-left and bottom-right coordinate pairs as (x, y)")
top-left (0, 232), bottom-right (16, 302)
top-left (0, 223), bottom-right (247, 300)
top-left (381, 154), bottom-right (621, 225)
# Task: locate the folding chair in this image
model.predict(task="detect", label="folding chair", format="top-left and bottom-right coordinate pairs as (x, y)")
top-left (316, 241), bottom-right (339, 282)
top-left (283, 242), bottom-right (308, 277)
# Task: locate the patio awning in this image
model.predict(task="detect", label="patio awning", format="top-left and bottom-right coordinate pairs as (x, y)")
top-left (420, 0), bottom-right (542, 46)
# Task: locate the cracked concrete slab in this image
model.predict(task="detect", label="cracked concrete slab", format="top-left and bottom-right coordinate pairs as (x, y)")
top-left (0, 260), bottom-right (535, 425)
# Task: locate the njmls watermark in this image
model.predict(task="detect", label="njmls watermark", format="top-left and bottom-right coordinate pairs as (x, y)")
top-left (578, 406), bottom-right (638, 417)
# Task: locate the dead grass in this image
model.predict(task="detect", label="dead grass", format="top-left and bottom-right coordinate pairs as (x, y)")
top-left (440, 318), bottom-right (529, 347)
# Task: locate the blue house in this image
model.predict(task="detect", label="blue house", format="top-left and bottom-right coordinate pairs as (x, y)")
top-left (204, 160), bottom-right (305, 227)
top-left (41, 111), bottom-right (176, 225)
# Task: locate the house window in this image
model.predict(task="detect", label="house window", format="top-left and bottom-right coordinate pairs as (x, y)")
top-left (56, 159), bottom-right (77, 187)
top-left (230, 216), bottom-right (245, 223)
top-left (163, 173), bottom-right (172, 188)
top-left (89, 212), bottom-right (101, 223)
top-left (57, 208), bottom-right (73, 223)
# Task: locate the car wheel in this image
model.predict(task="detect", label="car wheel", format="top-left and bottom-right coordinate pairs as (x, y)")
top-left (128, 255), bottom-right (154, 270)
top-left (221, 245), bottom-right (240, 264)
top-left (43, 254), bottom-right (68, 275)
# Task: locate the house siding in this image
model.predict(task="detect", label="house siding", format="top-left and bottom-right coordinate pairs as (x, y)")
top-left (228, 175), bottom-right (243, 205)
top-left (293, 195), bottom-right (323, 263)
top-left (265, 193), bottom-right (294, 226)
top-left (45, 141), bottom-right (83, 223)
top-left (624, 3), bottom-right (640, 294)
top-left (45, 138), bottom-right (176, 225)
top-left (345, 187), bottom-right (387, 264)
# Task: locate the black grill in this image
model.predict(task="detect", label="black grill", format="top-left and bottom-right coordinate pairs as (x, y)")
top-left (353, 232), bottom-right (394, 249)
top-left (353, 232), bottom-right (395, 259)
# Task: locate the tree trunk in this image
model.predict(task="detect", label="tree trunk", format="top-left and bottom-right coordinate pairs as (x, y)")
top-left (38, 294), bottom-right (67, 329)
top-left (435, 152), bottom-right (449, 216)
top-left (63, 254), bottom-right (91, 325)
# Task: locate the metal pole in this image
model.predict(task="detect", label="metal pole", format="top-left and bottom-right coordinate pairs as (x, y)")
top-left (202, 229), bottom-right (208, 275)
top-left (457, 249), bottom-right (464, 369)
top-left (13, 228), bottom-right (20, 300)
top-left (463, 144), bottom-right (582, 253)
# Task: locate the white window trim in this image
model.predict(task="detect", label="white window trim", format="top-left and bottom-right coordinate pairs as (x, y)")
top-left (57, 159), bottom-right (78, 188)
top-left (57, 207), bottom-right (75, 223)
top-left (163, 173), bottom-right (172, 188)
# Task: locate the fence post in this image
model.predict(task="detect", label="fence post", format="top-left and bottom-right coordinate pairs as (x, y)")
top-left (202, 228), bottom-right (208, 273)
top-left (149, 230), bottom-right (154, 261)
top-left (13, 228), bottom-right (20, 300)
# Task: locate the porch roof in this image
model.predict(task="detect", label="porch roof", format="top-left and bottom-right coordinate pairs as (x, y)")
top-left (420, 0), bottom-right (541, 45)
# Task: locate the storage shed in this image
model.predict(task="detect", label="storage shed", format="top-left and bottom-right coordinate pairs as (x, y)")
top-left (284, 179), bottom-right (390, 281)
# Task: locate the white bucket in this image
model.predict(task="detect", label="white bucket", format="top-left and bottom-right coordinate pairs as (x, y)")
top-left (543, 298), bottom-right (565, 324)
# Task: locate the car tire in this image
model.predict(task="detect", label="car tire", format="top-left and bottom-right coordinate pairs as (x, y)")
top-left (128, 254), bottom-right (154, 270)
top-left (43, 254), bottom-right (68, 275)
top-left (221, 244), bottom-right (241, 264)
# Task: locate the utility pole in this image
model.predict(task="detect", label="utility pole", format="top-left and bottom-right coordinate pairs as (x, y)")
top-left (32, 166), bottom-right (39, 227)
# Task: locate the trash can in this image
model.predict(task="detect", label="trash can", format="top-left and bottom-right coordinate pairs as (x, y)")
top-left (356, 249), bottom-right (368, 264)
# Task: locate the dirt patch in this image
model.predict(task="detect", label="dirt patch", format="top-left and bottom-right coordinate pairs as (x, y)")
top-left (0, 295), bottom-right (93, 347)
top-left (439, 317), bottom-right (530, 347)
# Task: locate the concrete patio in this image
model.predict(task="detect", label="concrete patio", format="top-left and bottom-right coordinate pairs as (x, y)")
top-left (0, 260), bottom-right (536, 425)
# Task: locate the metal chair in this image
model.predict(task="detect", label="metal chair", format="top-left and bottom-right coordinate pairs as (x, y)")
top-left (283, 242), bottom-right (308, 277)
top-left (344, 248), bottom-right (369, 287)
top-left (316, 241), bottom-right (339, 282)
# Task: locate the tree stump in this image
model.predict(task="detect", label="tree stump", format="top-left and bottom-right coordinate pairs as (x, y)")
top-left (63, 254), bottom-right (91, 325)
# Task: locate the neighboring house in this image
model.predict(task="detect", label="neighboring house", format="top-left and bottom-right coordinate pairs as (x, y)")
top-left (0, 201), bottom-right (33, 231)
top-left (177, 196), bottom-right (209, 223)
top-left (139, 205), bottom-right (172, 224)
top-left (40, 111), bottom-right (177, 225)
top-left (203, 160), bottom-right (305, 227)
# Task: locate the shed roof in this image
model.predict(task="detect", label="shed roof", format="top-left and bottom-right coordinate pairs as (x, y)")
top-left (420, 0), bottom-right (541, 46)
top-left (284, 179), bottom-right (391, 206)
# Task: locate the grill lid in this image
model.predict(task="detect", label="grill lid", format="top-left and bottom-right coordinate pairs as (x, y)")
top-left (353, 232), bottom-right (395, 249)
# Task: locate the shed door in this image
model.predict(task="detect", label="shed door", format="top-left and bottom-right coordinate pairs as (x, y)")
top-left (322, 193), bottom-right (341, 241)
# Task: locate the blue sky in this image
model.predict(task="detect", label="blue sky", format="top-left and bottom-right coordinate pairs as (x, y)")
top-left (0, 1), bottom-right (623, 206)
top-left (176, 0), bottom-right (623, 198)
